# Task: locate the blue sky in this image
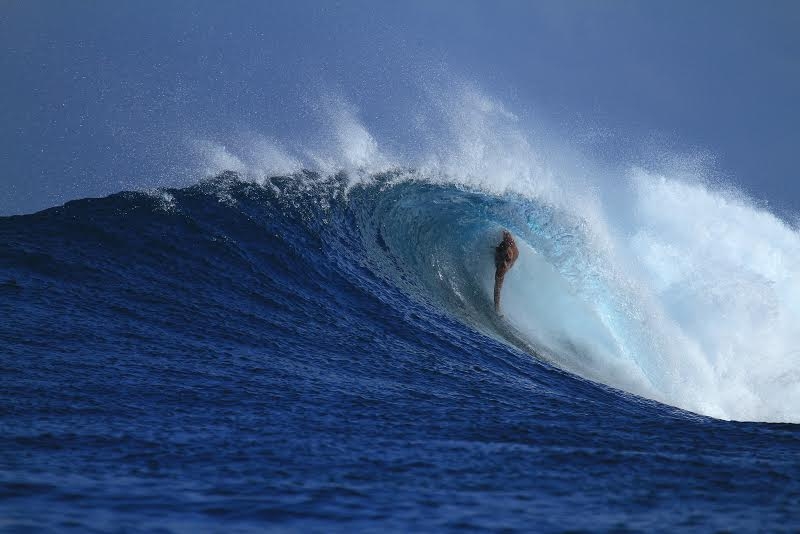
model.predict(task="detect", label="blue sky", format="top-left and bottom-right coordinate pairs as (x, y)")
top-left (2, 1), bottom-right (798, 215)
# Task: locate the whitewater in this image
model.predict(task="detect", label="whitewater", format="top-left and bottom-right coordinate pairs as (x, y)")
top-left (183, 86), bottom-right (800, 424)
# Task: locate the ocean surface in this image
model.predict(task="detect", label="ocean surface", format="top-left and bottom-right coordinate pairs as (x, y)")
top-left (2, 171), bottom-right (799, 532)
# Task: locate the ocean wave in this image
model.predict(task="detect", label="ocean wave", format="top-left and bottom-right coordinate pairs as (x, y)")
top-left (4, 167), bottom-right (799, 423)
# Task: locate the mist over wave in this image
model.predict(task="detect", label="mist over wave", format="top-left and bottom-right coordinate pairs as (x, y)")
top-left (184, 82), bottom-right (799, 423)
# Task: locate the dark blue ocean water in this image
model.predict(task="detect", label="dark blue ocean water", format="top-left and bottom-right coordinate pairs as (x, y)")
top-left (2, 172), bottom-right (798, 532)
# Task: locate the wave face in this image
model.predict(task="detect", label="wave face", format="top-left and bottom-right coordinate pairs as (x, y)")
top-left (2, 171), bottom-right (800, 530)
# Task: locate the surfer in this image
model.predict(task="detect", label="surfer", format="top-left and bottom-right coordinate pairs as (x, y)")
top-left (494, 230), bottom-right (519, 313)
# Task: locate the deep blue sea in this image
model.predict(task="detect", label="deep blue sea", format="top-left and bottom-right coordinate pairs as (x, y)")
top-left (2, 171), bottom-right (799, 532)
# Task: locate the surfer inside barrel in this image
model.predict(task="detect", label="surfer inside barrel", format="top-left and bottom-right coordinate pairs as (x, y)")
top-left (494, 229), bottom-right (519, 313)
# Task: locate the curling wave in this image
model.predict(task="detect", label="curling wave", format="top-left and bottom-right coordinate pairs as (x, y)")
top-left (341, 170), bottom-right (800, 423)
top-left (7, 83), bottom-right (800, 423)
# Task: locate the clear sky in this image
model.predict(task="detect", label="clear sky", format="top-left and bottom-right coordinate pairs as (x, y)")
top-left (2, 1), bottom-right (798, 215)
